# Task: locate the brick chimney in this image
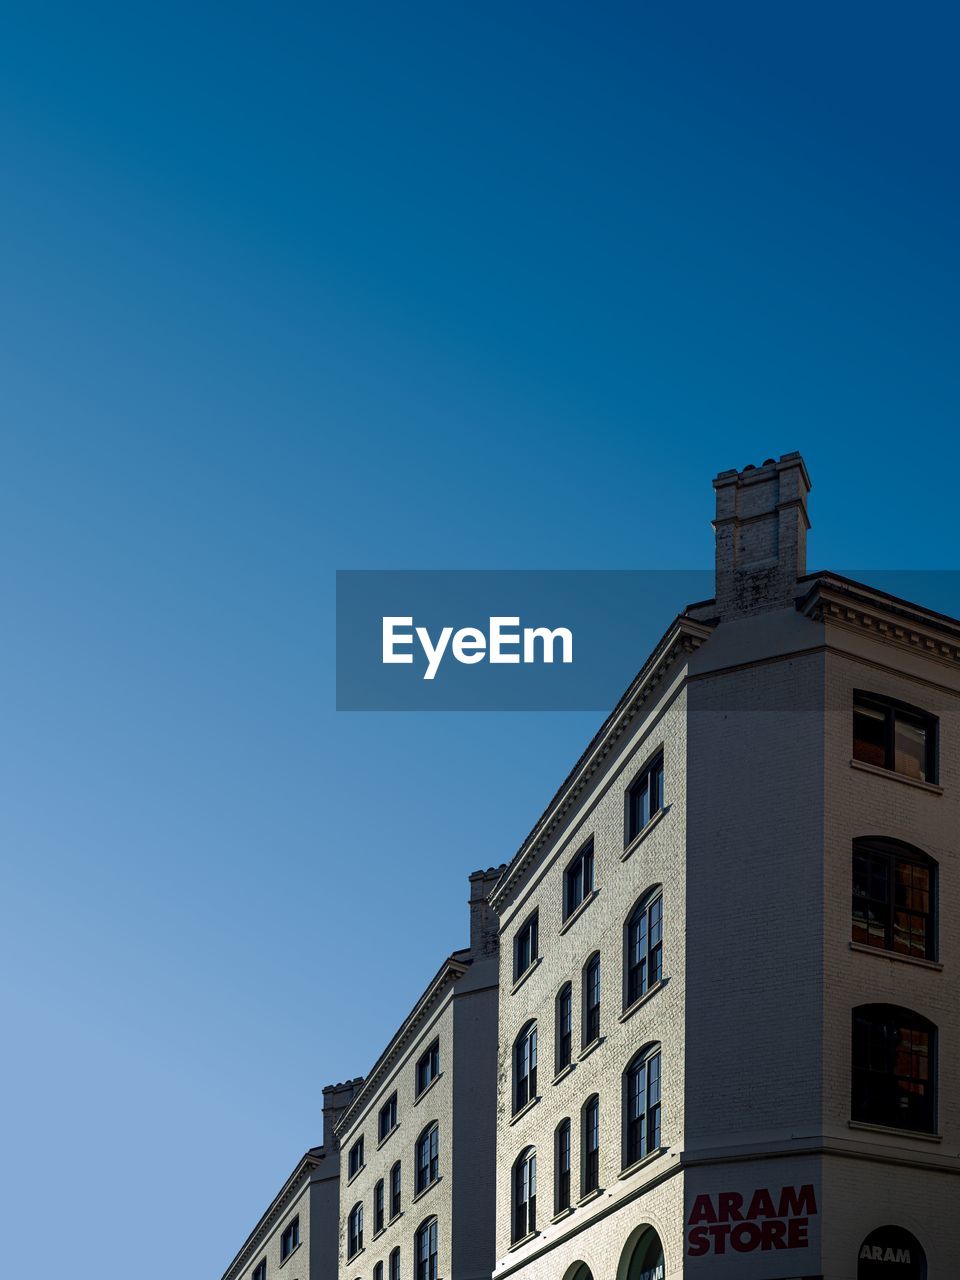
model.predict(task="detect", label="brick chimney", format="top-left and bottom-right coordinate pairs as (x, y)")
top-left (468, 866), bottom-right (504, 957)
top-left (713, 452), bottom-right (811, 620)
top-left (321, 1077), bottom-right (363, 1151)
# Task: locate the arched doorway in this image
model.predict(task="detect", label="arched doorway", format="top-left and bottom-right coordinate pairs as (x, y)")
top-left (858, 1226), bottom-right (926, 1279)
top-left (622, 1226), bottom-right (664, 1280)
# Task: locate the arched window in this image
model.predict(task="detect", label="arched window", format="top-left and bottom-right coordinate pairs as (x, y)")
top-left (415, 1122), bottom-right (439, 1194)
top-left (581, 1094), bottom-right (600, 1195)
top-left (374, 1264), bottom-right (383, 1280)
top-left (390, 1161), bottom-right (402, 1219)
top-left (373, 1178), bottom-right (385, 1234)
top-left (852, 1005), bottom-right (936, 1133)
top-left (415, 1217), bottom-right (438, 1280)
top-left (554, 1118), bottom-right (571, 1214)
top-left (621, 1225), bottom-right (665, 1280)
top-left (513, 1021), bottom-right (538, 1112)
top-left (347, 1203), bottom-right (363, 1259)
top-left (389, 1246), bottom-right (401, 1280)
top-left (852, 838), bottom-right (936, 960)
top-left (512, 1147), bottom-right (536, 1242)
top-left (623, 1045), bottom-right (662, 1167)
top-left (625, 890), bottom-right (663, 1008)
top-left (555, 983), bottom-right (573, 1073)
top-left (582, 953), bottom-right (601, 1047)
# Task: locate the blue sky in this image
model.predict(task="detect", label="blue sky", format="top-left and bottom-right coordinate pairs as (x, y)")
top-left (0, 4), bottom-right (957, 1277)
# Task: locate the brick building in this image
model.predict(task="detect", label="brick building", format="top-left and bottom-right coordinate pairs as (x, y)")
top-left (335, 870), bottom-right (504, 1280)
top-left (221, 1079), bottom-right (361, 1280)
top-left (488, 454), bottom-right (957, 1279)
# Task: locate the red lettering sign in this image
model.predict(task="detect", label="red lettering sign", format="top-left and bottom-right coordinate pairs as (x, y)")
top-left (686, 1185), bottom-right (817, 1257)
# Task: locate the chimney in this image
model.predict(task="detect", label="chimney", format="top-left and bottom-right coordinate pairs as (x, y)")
top-left (712, 452), bottom-right (811, 620)
top-left (321, 1077), bottom-right (363, 1152)
top-left (468, 867), bottom-right (504, 957)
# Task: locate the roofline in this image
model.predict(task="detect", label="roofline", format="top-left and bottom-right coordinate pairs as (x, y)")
top-left (489, 612), bottom-right (715, 911)
top-left (335, 952), bottom-right (471, 1137)
top-left (219, 1147), bottom-right (326, 1280)
top-left (798, 570), bottom-right (960, 638)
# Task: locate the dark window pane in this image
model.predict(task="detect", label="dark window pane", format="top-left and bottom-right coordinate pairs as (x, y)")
top-left (853, 702), bottom-right (886, 768)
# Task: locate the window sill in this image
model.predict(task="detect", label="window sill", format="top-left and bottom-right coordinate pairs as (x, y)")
top-left (346, 1165), bottom-right (365, 1186)
top-left (511, 957), bottom-right (541, 995)
top-left (848, 941), bottom-right (943, 972)
top-left (619, 979), bottom-right (666, 1022)
top-left (551, 1206), bottom-right (574, 1223)
top-left (388, 1211), bottom-right (403, 1227)
top-left (577, 1036), bottom-right (604, 1063)
top-left (577, 1187), bottom-right (603, 1207)
top-left (345, 1248), bottom-right (364, 1266)
top-left (848, 1120), bottom-right (942, 1143)
top-left (849, 758), bottom-right (943, 795)
top-left (619, 1146), bottom-right (666, 1179)
top-left (414, 1073), bottom-right (442, 1106)
top-left (509, 1095), bottom-right (541, 1126)
top-left (412, 1176), bottom-right (440, 1204)
top-left (373, 1227), bottom-right (386, 1242)
top-left (559, 889), bottom-right (599, 935)
top-left (552, 1062), bottom-right (575, 1086)
top-left (377, 1124), bottom-right (400, 1151)
top-left (279, 1243), bottom-right (302, 1270)
top-left (621, 806), bottom-right (667, 862)
top-left (508, 1230), bottom-right (540, 1252)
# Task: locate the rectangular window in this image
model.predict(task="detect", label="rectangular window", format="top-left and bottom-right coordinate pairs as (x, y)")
top-left (853, 692), bottom-right (937, 782)
top-left (626, 752), bottom-right (664, 843)
top-left (390, 1161), bottom-right (402, 1219)
top-left (348, 1136), bottom-right (364, 1179)
top-left (347, 1205), bottom-right (363, 1259)
top-left (625, 1050), bottom-right (662, 1166)
top-left (853, 841), bottom-right (935, 959)
top-left (280, 1217), bottom-right (300, 1262)
top-left (556, 985), bottom-right (572, 1073)
top-left (416, 1040), bottom-right (440, 1096)
top-left (555, 1120), bottom-right (571, 1213)
top-left (514, 912), bottom-right (539, 981)
top-left (253, 1261), bottom-right (266, 1280)
top-left (378, 1093), bottom-right (398, 1141)
top-left (564, 840), bottom-right (595, 919)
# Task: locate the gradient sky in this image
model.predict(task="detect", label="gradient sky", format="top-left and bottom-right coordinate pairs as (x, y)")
top-left (0, 4), bottom-right (958, 1277)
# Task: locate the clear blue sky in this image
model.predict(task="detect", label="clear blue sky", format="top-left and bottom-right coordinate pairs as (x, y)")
top-left (0, 4), bottom-right (957, 1277)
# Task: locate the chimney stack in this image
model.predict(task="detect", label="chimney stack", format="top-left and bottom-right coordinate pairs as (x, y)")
top-left (712, 452), bottom-right (811, 620)
top-left (321, 1077), bottom-right (363, 1151)
top-left (468, 867), bottom-right (504, 957)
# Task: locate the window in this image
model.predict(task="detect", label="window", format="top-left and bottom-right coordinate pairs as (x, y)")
top-left (252, 1261), bottom-right (266, 1280)
top-left (379, 1093), bottom-right (398, 1142)
top-left (280, 1217), bottom-right (300, 1261)
top-left (581, 1095), bottom-right (600, 1195)
top-left (582, 953), bottom-right (600, 1047)
top-left (347, 1203), bottom-right (363, 1259)
top-left (374, 1179), bottom-right (385, 1234)
top-left (555, 984), bottom-right (573, 1073)
top-left (852, 1004), bottom-right (936, 1133)
top-left (416, 1041), bottom-right (440, 1096)
top-left (415, 1122), bottom-right (439, 1194)
top-left (374, 1263), bottom-right (383, 1280)
top-left (514, 912), bottom-right (539, 981)
top-left (513, 1021), bottom-right (538, 1112)
top-left (624, 1046), bottom-right (661, 1166)
top-left (348, 1136), bottom-right (364, 1179)
top-left (512, 1148), bottom-right (536, 1242)
top-left (853, 692), bottom-right (937, 783)
top-left (389, 1247), bottom-right (400, 1280)
top-left (390, 1160), bottom-right (402, 1219)
top-left (564, 840), bottom-right (595, 919)
top-left (554, 1119), bottom-right (571, 1213)
top-left (625, 892), bottom-right (663, 1007)
top-left (626, 752), bottom-right (664, 842)
top-left (852, 838), bottom-right (936, 960)
top-left (415, 1218), bottom-right (438, 1280)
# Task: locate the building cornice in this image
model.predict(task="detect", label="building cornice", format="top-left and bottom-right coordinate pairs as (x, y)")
top-left (335, 954), bottom-right (471, 1138)
top-left (799, 572), bottom-right (960, 670)
top-left (489, 615), bottom-right (714, 912)
top-left (220, 1149), bottom-right (325, 1280)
